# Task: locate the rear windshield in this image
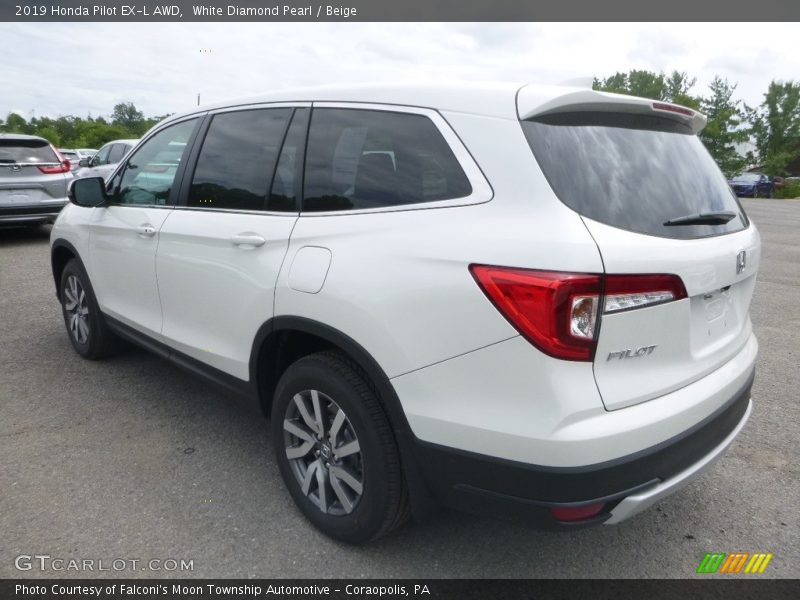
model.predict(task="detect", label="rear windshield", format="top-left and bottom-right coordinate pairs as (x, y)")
top-left (522, 113), bottom-right (748, 239)
top-left (0, 139), bottom-right (59, 164)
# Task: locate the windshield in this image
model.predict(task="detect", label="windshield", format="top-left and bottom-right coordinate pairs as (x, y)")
top-left (733, 173), bottom-right (760, 182)
top-left (522, 113), bottom-right (748, 240)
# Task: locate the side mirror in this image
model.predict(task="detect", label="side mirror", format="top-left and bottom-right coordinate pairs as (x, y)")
top-left (69, 177), bottom-right (109, 207)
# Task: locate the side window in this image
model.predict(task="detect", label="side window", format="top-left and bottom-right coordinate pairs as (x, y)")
top-left (92, 144), bottom-right (111, 166)
top-left (267, 108), bottom-right (309, 212)
top-left (303, 108), bottom-right (472, 212)
top-left (116, 119), bottom-right (198, 206)
top-left (107, 143), bottom-right (126, 164)
top-left (188, 108), bottom-right (292, 211)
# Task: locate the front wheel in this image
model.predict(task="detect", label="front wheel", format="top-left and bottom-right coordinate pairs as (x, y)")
top-left (60, 259), bottom-right (121, 359)
top-left (271, 351), bottom-right (408, 543)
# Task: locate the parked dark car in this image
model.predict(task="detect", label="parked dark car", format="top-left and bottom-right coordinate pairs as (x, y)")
top-left (728, 172), bottom-right (774, 198)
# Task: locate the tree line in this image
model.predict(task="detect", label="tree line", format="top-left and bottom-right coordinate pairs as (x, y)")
top-left (0, 102), bottom-right (169, 150)
top-left (594, 70), bottom-right (800, 179)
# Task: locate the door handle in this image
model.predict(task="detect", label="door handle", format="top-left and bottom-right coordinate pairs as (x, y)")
top-left (230, 233), bottom-right (266, 248)
top-left (138, 224), bottom-right (156, 238)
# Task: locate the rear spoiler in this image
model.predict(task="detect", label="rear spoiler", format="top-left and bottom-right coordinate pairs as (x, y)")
top-left (518, 85), bottom-right (707, 134)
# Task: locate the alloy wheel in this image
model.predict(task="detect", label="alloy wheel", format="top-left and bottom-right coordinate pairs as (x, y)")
top-left (283, 389), bottom-right (364, 516)
top-left (64, 274), bottom-right (90, 344)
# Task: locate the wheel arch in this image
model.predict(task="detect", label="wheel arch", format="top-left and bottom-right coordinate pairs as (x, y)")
top-left (51, 239), bottom-right (86, 302)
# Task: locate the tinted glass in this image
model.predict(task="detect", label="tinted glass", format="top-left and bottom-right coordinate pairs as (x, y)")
top-left (188, 108), bottom-right (291, 211)
top-left (0, 139), bottom-right (58, 163)
top-left (93, 145), bottom-right (111, 165)
top-left (303, 109), bottom-right (472, 212)
top-left (117, 119), bottom-right (198, 206)
top-left (108, 143), bottom-right (126, 163)
top-left (267, 108), bottom-right (309, 212)
top-left (522, 113), bottom-right (747, 240)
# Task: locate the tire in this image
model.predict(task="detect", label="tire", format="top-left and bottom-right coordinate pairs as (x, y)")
top-left (768, 188), bottom-right (773, 199)
top-left (60, 259), bottom-right (121, 359)
top-left (271, 351), bottom-right (409, 543)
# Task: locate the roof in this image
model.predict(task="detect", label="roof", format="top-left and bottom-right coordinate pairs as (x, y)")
top-left (160, 80), bottom-right (706, 132)
top-left (165, 81), bottom-right (527, 124)
top-left (0, 133), bottom-right (49, 142)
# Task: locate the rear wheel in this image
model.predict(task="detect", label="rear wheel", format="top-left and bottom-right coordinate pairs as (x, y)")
top-left (60, 259), bottom-right (121, 359)
top-left (271, 351), bottom-right (408, 543)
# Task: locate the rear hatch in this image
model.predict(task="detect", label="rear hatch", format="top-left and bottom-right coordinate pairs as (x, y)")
top-left (520, 93), bottom-right (759, 410)
top-left (0, 137), bottom-right (71, 206)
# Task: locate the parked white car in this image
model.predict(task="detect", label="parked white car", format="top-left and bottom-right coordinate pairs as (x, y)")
top-left (73, 138), bottom-right (137, 181)
top-left (50, 82), bottom-right (759, 543)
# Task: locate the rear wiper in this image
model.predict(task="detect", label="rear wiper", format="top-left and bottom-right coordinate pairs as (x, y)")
top-left (663, 211), bottom-right (737, 226)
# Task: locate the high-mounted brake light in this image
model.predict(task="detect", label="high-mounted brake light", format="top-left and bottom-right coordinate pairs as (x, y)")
top-left (652, 102), bottom-right (694, 118)
top-left (470, 266), bottom-right (687, 362)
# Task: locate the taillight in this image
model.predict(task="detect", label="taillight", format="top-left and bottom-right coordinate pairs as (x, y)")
top-left (470, 265), bottom-right (687, 362)
top-left (604, 274), bottom-right (687, 313)
top-left (38, 160), bottom-right (70, 174)
top-left (470, 266), bottom-right (602, 361)
top-left (39, 146), bottom-right (70, 174)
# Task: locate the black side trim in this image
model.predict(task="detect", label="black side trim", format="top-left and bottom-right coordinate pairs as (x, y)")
top-left (104, 315), bottom-right (260, 413)
top-left (412, 368), bottom-right (754, 508)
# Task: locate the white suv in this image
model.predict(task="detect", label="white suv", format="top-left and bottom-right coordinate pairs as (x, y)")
top-left (50, 82), bottom-right (759, 543)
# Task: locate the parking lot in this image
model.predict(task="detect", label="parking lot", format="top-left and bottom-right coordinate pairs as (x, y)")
top-left (1, 198), bottom-right (798, 579)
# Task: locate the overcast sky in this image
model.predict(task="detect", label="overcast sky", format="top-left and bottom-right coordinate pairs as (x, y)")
top-left (1, 22), bottom-right (797, 120)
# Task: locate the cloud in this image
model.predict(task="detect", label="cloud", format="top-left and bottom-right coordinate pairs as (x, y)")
top-left (1, 22), bottom-right (798, 120)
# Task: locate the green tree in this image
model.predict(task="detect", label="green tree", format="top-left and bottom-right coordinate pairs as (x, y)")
top-left (3, 112), bottom-right (30, 134)
top-left (665, 71), bottom-right (701, 110)
top-left (111, 102), bottom-right (146, 135)
top-left (748, 80), bottom-right (800, 176)
top-left (594, 69), bottom-right (702, 109)
top-left (699, 77), bottom-right (749, 177)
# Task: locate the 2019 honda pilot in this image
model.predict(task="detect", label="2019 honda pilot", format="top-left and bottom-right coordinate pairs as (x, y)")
top-left (50, 82), bottom-right (759, 543)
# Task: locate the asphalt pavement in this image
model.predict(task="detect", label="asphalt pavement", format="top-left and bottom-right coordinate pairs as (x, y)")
top-left (1, 199), bottom-right (798, 578)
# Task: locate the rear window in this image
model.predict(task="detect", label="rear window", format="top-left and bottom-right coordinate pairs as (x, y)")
top-left (0, 139), bottom-right (58, 164)
top-left (522, 113), bottom-right (748, 240)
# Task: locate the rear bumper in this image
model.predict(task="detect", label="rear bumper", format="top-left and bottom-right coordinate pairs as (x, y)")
top-left (605, 398), bottom-right (752, 524)
top-left (0, 201), bottom-right (67, 224)
top-left (408, 366), bottom-right (754, 528)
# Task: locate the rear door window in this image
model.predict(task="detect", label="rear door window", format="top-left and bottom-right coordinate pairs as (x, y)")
top-left (303, 108), bottom-right (472, 212)
top-left (188, 108), bottom-right (292, 211)
top-left (522, 113), bottom-right (748, 239)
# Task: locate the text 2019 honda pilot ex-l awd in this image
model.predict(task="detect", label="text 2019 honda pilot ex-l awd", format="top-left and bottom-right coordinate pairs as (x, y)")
top-left (50, 82), bottom-right (759, 543)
